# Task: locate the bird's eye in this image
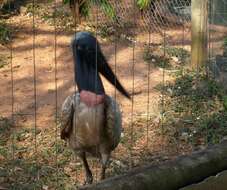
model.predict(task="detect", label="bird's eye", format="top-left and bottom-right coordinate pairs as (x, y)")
top-left (77, 45), bottom-right (83, 50)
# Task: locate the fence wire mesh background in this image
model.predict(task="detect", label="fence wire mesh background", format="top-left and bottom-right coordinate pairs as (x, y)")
top-left (0, 0), bottom-right (227, 189)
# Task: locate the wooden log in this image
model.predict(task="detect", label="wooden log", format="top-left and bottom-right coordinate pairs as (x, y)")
top-left (79, 140), bottom-right (227, 190)
top-left (181, 170), bottom-right (227, 190)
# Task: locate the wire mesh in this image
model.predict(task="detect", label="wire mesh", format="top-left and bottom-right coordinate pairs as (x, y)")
top-left (32, 0), bottom-right (38, 188)
top-left (1, 0), bottom-right (227, 189)
top-left (88, 0), bottom-right (191, 34)
top-left (53, 0), bottom-right (59, 187)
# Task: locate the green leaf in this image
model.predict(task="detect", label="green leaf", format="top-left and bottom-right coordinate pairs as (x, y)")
top-left (223, 96), bottom-right (227, 111)
top-left (63, 0), bottom-right (154, 20)
top-left (94, 0), bottom-right (116, 20)
top-left (136, 0), bottom-right (152, 10)
top-left (63, 0), bottom-right (70, 4)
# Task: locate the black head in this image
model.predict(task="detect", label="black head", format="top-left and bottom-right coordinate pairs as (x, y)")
top-left (72, 31), bottom-right (130, 99)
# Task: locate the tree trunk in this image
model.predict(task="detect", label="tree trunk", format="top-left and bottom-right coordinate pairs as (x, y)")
top-left (0, 0), bottom-right (14, 9)
top-left (79, 140), bottom-right (227, 190)
top-left (191, 0), bottom-right (208, 70)
top-left (70, 0), bottom-right (81, 25)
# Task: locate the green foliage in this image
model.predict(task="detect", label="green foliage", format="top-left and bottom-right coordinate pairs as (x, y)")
top-left (143, 46), bottom-right (154, 61)
top-left (223, 96), bottom-right (227, 111)
top-left (63, 0), bottom-right (69, 4)
top-left (97, 0), bottom-right (115, 19)
top-left (223, 36), bottom-right (227, 49)
top-left (79, 0), bottom-right (90, 18)
top-left (63, 0), bottom-right (115, 19)
top-left (143, 46), bottom-right (190, 69)
top-left (199, 111), bottom-right (227, 144)
top-left (165, 46), bottom-right (190, 63)
top-left (96, 22), bottom-right (115, 38)
top-left (0, 21), bottom-right (11, 44)
top-left (26, 3), bottom-right (74, 31)
top-left (0, 117), bottom-right (13, 160)
top-left (136, 0), bottom-right (152, 10)
top-left (156, 70), bottom-right (227, 146)
top-left (25, 3), bottom-right (40, 14)
top-left (223, 36), bottom-right (227, 54)
top-left (143, 46), bottom-right (171, 69)
top-left (0, 125), bottom-right (76, 189)
top-left (0, 54), bottom-right (9, 69)
top-left (63, 0), bottom-right (152, 19)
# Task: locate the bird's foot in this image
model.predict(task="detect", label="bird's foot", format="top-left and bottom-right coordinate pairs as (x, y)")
top-left (83, 175), bottom-right (93, 185)
top-left (100, 174), bottom-right (105, 180)
top-left (100, 167), bottom-right (106, 181)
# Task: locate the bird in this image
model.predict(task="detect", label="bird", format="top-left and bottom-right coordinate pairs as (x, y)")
top-left (60, 31), bottom-right (130, 185)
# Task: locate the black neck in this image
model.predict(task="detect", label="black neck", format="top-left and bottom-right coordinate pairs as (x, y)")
top-left (74, 49), bottom-right (105, 95)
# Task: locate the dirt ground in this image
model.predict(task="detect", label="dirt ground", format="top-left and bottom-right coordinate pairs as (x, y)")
top-left (0, 16), bottom-right (162, 124)
top-left (0, 1), bottom-right (194, 188)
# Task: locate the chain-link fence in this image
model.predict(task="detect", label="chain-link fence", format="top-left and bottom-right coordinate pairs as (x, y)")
top-left (208, 0), bottom-right (227, 85)
top-left (1, 0), bottom-right (227, 189)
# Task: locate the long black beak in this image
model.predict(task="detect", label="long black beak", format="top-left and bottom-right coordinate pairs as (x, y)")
top-left (97, 52), bottom-right (131, 99)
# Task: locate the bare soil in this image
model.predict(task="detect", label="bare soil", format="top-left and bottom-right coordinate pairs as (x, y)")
top-left (0, 2), bottom-right (193, 188)
top-left (0, 9), bottom-right (166, 129)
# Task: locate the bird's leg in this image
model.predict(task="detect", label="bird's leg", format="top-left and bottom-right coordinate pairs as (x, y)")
top-left (100, 153), bottom-right (110, 180)
top-left (78, 152), bottom-right (93, 185)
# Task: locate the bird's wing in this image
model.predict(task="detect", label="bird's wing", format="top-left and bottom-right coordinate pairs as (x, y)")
top-left (105, 95), bottom-right (122, 150)
top-left (60, 93), bottom-right (76, 140)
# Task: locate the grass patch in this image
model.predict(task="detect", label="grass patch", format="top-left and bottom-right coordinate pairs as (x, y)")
top-left (25, 3), bottom-right (41, 14)
top-left (143, 46), bottom-right (171, 69)
top-left (0, 116), bottom-right (13, 147)
top-left (40, 7), bottom-right (74, 30)
top-left (0, 54), bottom-right (9, 69)
top-left (0, 118), bottom-right (77, 189)
top-left (0, 21), bottom-right (11, 44)
top-left (95, 22), bottom-right (115, 39)
top-left (143, 45), bottom-right (190, 69)
top-left (25, 2), bottom-right (74, 31)
top-left (156, 70), bottom-right (227, 146)
top-left (0, 113), bottom-right (178, 188)
top-left (165, 46), bottom-right (190, 64)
